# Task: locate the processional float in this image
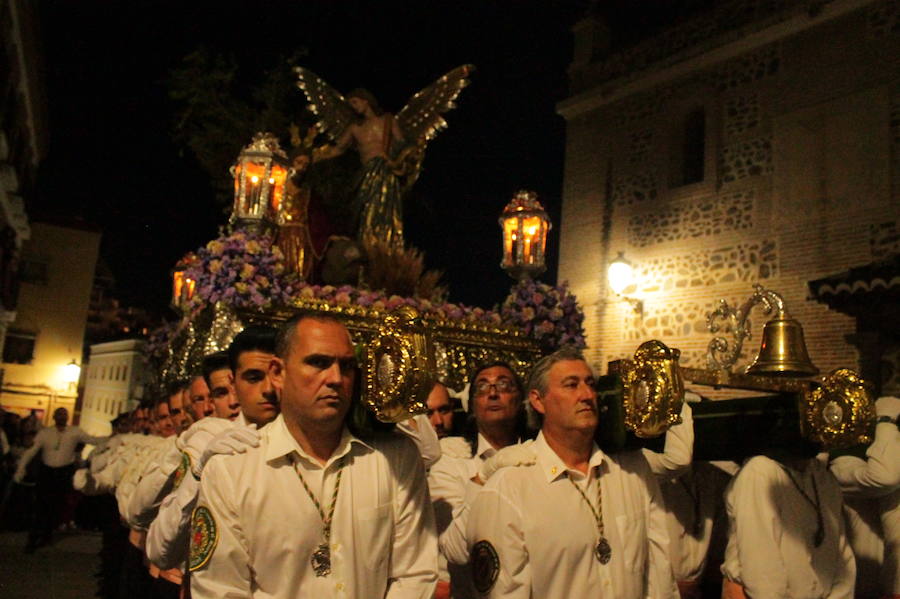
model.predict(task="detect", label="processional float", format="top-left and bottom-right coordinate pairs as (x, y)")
top-left (153, 65), bottom-right (874, 457)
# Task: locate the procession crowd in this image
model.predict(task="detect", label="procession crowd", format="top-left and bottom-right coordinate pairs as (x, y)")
top-left (2, 311), bottom-right (898, 599)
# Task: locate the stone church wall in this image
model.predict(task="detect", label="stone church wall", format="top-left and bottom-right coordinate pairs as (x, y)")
top-left (558, 1), bottom-right (900, 393)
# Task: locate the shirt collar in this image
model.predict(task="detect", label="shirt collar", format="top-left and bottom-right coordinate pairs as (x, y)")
top-left (476, 433), bottom-right (497, 460)
top-left (264, 414), bottom-right (373, 468)
top-left (235, 412), bottom-right (248, 427)
top-left (534, 430), bottom-right (607, 483)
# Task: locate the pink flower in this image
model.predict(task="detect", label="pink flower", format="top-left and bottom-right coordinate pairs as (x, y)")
top-left (335, 291), bottom-right (351, 305)
top-left (538, 321), bottom-right (555, 335)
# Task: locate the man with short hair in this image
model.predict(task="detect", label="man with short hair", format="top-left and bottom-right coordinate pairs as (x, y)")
top-left (426, 382), bottom-right (454, 439)
top-left (167, 382), bottom-right (192, 434)
top-left (467, 347), bottom-right (677, 598)
top-left (153, 397), bottom-right (177, 439)
top-left (228, 325), bottom-right (280, 426)
top-left (147, 328), bottom-right (282, 569)
top-left (428, 362), bottom-right (530, 598)
top-left (131, 405), bottom-right (151, 434)
top-left (203, 351), bottom-right (241, 421)
top-left (16, 407), bottom-right (108, 552)
top-left (190, 313), bottom-right (437, 598)
top-left (186, 375), bottom-right (214, 421)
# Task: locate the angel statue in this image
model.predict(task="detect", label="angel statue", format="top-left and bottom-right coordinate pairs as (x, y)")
top-left (296, 64), bottom-right (474, 250)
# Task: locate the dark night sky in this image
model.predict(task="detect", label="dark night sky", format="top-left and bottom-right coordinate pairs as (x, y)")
top-left (30, 1), bottom-right (698, 318)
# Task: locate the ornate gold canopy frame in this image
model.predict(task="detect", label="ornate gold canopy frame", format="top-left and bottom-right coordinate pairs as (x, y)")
top-left (159, 290), bottom-right (874, 453)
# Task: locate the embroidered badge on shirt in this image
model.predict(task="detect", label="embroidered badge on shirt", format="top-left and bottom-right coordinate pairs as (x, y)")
top-left (189, 505), bottom-right (218, 571)
top-left (173, 452), bottom-right (190, 490)
top-left (471, 540), bottom-right (500, 594)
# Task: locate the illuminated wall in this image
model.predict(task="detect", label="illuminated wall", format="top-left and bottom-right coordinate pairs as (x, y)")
top-left (0, 222), bottom-right (100, 422)
top-left (557, 1), bottom-right (900, 393)
top-left (79, 339), bottom-right (146, 436)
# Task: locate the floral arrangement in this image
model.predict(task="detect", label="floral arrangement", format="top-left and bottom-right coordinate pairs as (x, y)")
top-left (293, 284), bottom-right (502, 326)
top-left (501, 279), bottom-right (586, 351)
top-left (143, 318), bottom-right (184, 365)
top-left (183, 229), bottom-right (298, 312)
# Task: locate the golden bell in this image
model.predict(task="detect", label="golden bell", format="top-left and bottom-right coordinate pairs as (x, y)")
top-left (746, 317), bottom-right (819, 377)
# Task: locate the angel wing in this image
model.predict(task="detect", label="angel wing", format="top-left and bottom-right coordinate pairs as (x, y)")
top-left (294, 67), bottom-right (358, 143)
top-left (397, 64), bottom-right (475, 145)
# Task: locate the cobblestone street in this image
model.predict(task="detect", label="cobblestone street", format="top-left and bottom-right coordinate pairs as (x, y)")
top-left (0, 530), bottom-right (101, 599)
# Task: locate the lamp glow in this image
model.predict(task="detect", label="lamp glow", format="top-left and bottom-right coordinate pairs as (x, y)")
top-left (61, 360), bottom-right (81, 386)
top-left (608, 252), bottom-right (635, 295)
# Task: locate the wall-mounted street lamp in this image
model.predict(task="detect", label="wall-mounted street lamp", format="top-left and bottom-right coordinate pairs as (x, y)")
top-left (607, 252), bottom-right (643, 313)
top-left (61, 359), bottom-right (81, 390)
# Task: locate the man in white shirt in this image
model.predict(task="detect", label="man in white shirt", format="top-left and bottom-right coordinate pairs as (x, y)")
top-left (147, 327), bottom-right (281, 570)
top-left (16, 407), bottom-right (108, 552)
top-left (467, 347), bottom-right (678, 598)
top-left (190, 312), bottom-right (438, 598)
top-left (204, 351), bottom-right (242, 421)
top-left (186, 374), bottom-right (214, 421)
top-left (426, 382), bottom-right (455, 439)
top-left (428, 362), bottom-right (528, 598)
top-left (828, 395), bottom-right (900, 598)
top-left (722, 452), bottom-right (856, 598)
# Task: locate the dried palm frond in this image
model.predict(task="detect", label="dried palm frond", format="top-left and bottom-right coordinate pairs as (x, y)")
top-left (363, 239), bottom-right (447, 302)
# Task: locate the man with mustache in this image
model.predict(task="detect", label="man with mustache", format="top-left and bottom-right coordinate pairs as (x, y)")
top-left (466, 347), bottom-right (677, 598)
top-left (190, 312), bottom-right (437, 598)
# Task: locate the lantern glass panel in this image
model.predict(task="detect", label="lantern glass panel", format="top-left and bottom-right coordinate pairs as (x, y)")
top-left (232, 163), bottom-right (242, 198)
top-left (172, 270), bottom-right (184, 306)
top-left (241, 161), bottom-right (268, 219)
top-left (502, 217), bottom-right (519, 266)
top-left (269, 163), bottom-right (288, 213)
top-left (184, 277), bottom-right (196, 301)
top-left (521, 215), bottom-right (543, 265)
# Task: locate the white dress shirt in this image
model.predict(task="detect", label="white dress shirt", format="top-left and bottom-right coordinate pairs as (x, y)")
top-left (659, 462), bottom-right (733, 582)
top-left (829, 420), bottom-right (900, 595)
top-left (16, 425), bottom-right (107, 475)
top-left (395, 414), bottom-right (442, 470)
top-left (146, 416), bottom-right (244, 569)
top-left (190, 414), bottom-right (437, 599)
top-left (722, 456), bottom-right (855, 598)
top-left (642, 401), bottom-right (694, 478)
top-left (428, 434), bottom-right (498, 598)
top-left (116, 436), bottom-right (169, 520)
top-left (124, 436), bottom-right (180, 530)
top-left (467, 431), bottom-right (678, 599)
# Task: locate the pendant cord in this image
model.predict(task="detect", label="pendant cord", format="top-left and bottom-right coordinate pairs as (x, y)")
top-left (294, 455), bottom-right (346, 542)
top-left (678, 472), bottom-right (702, 536)
top-left (567, 470), bottom-right (605, 540)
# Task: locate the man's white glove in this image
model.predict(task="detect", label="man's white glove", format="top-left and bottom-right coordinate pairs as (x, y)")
top-left (875, 396), bottom-right (900, 421)
top-left (179, 418), bottom-right (237, 478)
top-left (478, 440), bottom-right (536, 483)
top-left (90, 449), bottom-right (111, 473)
top-left (196, 424), bottom-right (260, 478)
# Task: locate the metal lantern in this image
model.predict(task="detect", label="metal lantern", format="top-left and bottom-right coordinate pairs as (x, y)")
top-left (171, 253), bottom-right (198, 310)
top-left (230, 132), bottom-right (290, 231)
top-left (499, 190), bottom-right (551, 280)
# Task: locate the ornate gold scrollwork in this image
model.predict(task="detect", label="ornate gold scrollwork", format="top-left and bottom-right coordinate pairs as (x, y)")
top-left (802, 368), bottom-right (875, 449)
top-left (362, 305), bottom-right (436, 423)
top-left (616, 340), bottom-right (685, 438)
